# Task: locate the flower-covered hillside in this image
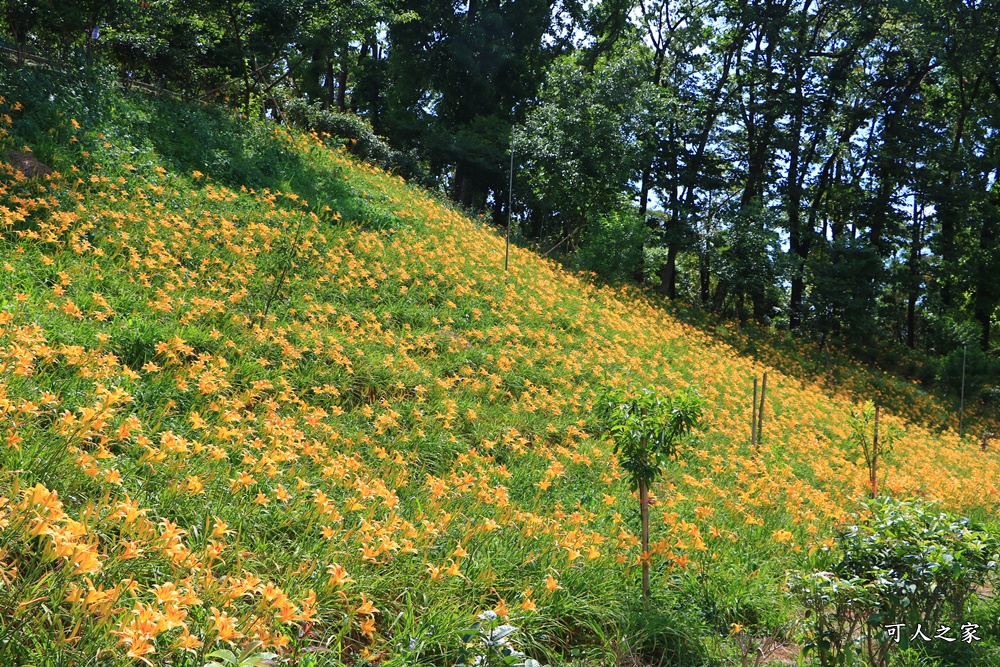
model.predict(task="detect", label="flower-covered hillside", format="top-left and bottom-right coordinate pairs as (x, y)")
top-left (0, 69), bottom-right (997, 666)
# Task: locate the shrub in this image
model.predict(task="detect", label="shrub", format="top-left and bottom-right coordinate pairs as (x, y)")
top-left (790, 497), bottom-right (1000, 666)
top-left (280, 97), bottom-right (426, 182)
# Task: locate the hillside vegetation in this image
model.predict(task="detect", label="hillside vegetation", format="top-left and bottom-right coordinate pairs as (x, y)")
top-left (0, 67), bottom-right (998, 667)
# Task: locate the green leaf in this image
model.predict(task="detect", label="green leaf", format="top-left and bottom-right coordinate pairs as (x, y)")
top-left (486, 624), bottom-right (517, 643)
top-left (205, 649), bottom-right (238, 665)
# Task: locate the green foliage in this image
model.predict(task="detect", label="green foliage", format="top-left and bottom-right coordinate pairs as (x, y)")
top-left (518, 46), bottom-right (664, 235)
top-left (202, 642), bottom-right (279, 667)
top-left (619, 596), bottom-right (711, 667)
top-left (572, 210), bottom-right (651, 283)
top-left (847, 401), bottom-right (901, 498)
top-left (596, 385), bottom-right (702, 491)
top-left (791, 498), bottom-right (1000, 666)
top-left (0, 63), bottom-right (356, 221)
top-left (281, 96), bottom-right (423, 179)
top-left (805, 239), bottom-right (883, 340)
top-left (936, 344), bottom-right (998, 400)
top-left (712, 201), bottom-right (782, 322)
top-left (456, 611), bottom-right (547, 667)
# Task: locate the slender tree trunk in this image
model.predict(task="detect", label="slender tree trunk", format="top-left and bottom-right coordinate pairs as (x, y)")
top-left (640, 478), bottom-right (650, 604)
top-left (323, 53), bottom-right (335, 109)
top-left (974, 199), bottom-right (997, 350)
top-left (712, 281), bottom-right (728, 313)
top-left (224, 2), bottom-right (253, 114)
top-left (830, 159), bottom-right (846, 241)
top-left (680, 13), bottom-right (747, 212)
top-left (636, 168), bottom-right (650, 284)
top-left (639, 167), bottom-right (651, 217)
top-left (637, 45), bottom-right (663, 220)
top-left (787, 73), bottom-right (806, 329)
top-left (974, 304), bottom-right (992, 351)
top-left (700, 253), bottom-right (710, 306)
top-left (907, 200), bottom-right (922, 348)
top-left (751, 291), bottom-right (765, 322)
top-left (940, 73), bottom-right (987, 309)
top-left (336, 52), bottom-right (349, 111)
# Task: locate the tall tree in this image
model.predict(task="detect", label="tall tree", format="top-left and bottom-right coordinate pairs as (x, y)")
top-left (382, 0), bottom-right (578, 214)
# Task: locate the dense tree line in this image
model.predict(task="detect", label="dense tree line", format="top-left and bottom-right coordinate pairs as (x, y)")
top-left (2, 0), bottom-right (998, 395)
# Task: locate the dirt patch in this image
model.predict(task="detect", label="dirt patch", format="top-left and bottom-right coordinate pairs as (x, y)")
top-left (5, 150), bottom-right (52, 178)
top-left (765, 641), bottom-right (802, 665)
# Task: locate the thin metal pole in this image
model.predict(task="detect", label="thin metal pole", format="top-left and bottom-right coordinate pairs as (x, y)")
top-left (505, 143), bottom-right (513, 272)
top-left (959, 344), bottom-right (967, 438)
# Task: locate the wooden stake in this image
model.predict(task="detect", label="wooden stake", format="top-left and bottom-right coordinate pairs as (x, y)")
top-left (871, 406), bottom-right (880, 498)
top-left (751, 377), bottom-right (758, 447)
top-left (757, 372), bottom-right (768, 442)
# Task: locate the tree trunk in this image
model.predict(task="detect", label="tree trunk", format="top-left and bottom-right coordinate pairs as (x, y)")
top-left (640, 478), bottom-right (650, 604)
top-left (657, 246), bottom-right (678, 298)
top-left (324, 54), bottom-right (335, 109)
top-left (906, 200), bottom-right (922, 348)
top-left (222, 1), bottom-right (253, 114)
top-left (680, 11), bottom-right (747, 212)
top-left (336, 52), bottom-right (349, 111)
top-left (787, 77), bottom-right (806, 330)
top-left (636, 168), bottom-right (651, 284)
top-left (700, 252), bottom-right (710, 307)
top-left (870, 60), bottom-right (933, 252)
top-left (974, 199), bottom-right (997, 350)
top-left (712, 281), bottom-right (728, 313)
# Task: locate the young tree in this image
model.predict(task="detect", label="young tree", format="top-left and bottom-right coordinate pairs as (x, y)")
top-left (597, 385), bottom-right (702, 603)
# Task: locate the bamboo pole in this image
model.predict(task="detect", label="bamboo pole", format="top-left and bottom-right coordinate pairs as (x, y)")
top-left (751, 377), bottom-right (758, 447)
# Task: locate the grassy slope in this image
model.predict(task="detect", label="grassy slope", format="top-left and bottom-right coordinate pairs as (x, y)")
top-left (0, 67), bottom-right (998, 667)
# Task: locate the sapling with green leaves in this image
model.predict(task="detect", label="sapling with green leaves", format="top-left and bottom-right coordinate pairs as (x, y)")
top-left (597, 385), bottom-right (702, 602)
top-left (848, 401), bottom-right (900, 498)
